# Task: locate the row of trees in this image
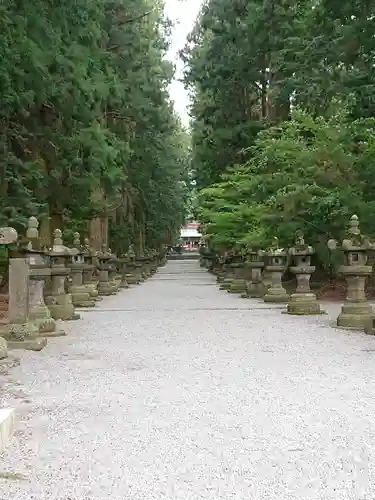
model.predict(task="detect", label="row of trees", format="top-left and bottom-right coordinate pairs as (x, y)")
top-left (183, 0), bottom-right (375, 264)
top-left (0, 0), bottom-right (190, 254)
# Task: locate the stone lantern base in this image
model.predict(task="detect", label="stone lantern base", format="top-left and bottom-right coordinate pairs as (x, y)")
top-left (83, 283), bottom-right (100, 299)
top-left (263, 288), bottom-right (289, 303)
top-left (220, 277), bottom-right (233, 290)
top-left (216, 271), bottom-right (226, 283)
top-left (228, 278), bottom-right (247, 294)
top-left (70, 287), bottom-right (96, 307)
top-left (97, 281), bottom-right (115, 296)
top-left (248, 281), bottom-right (265, 298)
top-left (0, 323), bottom-right (47, 351)
top-left (337, 301), bottom-right (373, 330)
top-left (263, 268), bottom-right (288, 303)
top-left (287, 293), bottom-right (323, 315)
top-left (126, 273), bottom-right (139, 285)
top-left (29, 305), bottom-right (66, 336)
top-left (45, 294), bottom-right (80, 321)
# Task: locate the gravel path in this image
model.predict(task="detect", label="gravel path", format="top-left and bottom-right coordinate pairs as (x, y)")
top-left (1, 259), bottom-right (375, 499)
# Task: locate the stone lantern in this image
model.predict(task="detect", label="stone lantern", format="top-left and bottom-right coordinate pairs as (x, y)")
top-left (24, 217), bottom-right (65, 336)
top-left (97, 244), bottom-right (114, 295)
top-left (287, 231), bottom-right (323, 315)
top-left (68, 233), bottom-right (95, 307)
top-left (149, 249), bottom-right (158, 274)
top-left (108, 248), bottom-right (120, 293)
top-left (327, 214), bottom-right (373, 330)
top-left (263, 237), bottom-right (289, 303)
top-left (245, 249), bottom-right (265, 298)
top-left (45, 229), bottom-right (80, 321)
top-left (124, 245), bottom-right (139, 285)
top-left (82, 238), bottom-right (101, 300)
top-left (119, 252), bottom-right (130, 289)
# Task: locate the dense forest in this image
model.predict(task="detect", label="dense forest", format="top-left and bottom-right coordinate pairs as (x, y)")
top-left (0, 0), bottom-right (190, 254)
top-left (183, 0), bottom-right (375, 264)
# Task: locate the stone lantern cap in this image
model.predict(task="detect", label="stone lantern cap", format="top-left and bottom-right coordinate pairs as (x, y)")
top-left (0, 226), bottom-right (18, 245)
top-left (69, 232), bottom-right (84, 257)
top-left (245, 247), bottom-right (265, 267)
top-left (328, 215), bottom-right (373, 275)
top-left (69, 232), bottom-right (86, 269)
top-left (328, 214), bottom-right (373, 252)
top-left (82, 238), bottom-right (97, 258)
top-left (49, 229), bottom-right (71, 257)
top-left (265, 237), bottom-right (288, 257)
top-left (23, 217), bottom-right (51, 277)
top-left (97, 244), bottom-right (111, 261)
top-left (289, 231), bottom-right (314, 257)
top-left (288, 231), bottom-right (316, 275)
top-left (48, 229), bottom-right (71, 277)
top-left (107, 248), bottom-right (118, 266)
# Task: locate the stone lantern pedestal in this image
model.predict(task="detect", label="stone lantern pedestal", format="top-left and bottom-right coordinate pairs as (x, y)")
top-left (263, 238), bottom-right (289, 303)
top-left (228, 262), bottom-right (247, 294)
top-left (328, 215), bottom-right (373, 330)
top-left (45, 230), bottom-right (80, 321)
top-left (287, 232), bottom-right (323, 315)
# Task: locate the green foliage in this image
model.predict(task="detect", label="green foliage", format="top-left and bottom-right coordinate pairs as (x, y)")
top-left (0, 0), bottom-right (189, 249)
top-left (184, 0), bottom-right (375, 266)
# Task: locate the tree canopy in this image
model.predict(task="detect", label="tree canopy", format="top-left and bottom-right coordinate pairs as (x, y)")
top-left (182, 0), bottom-right (375, 262)
top-left (0, 0), bottom-right (190, 252)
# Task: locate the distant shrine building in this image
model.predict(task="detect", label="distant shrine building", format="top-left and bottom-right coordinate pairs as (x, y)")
top-left (180, 221), bottom-right (202, 249)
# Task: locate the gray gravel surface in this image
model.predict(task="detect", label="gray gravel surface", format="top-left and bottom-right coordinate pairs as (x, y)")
top-left (1, 259), bottom-right (375, 499)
